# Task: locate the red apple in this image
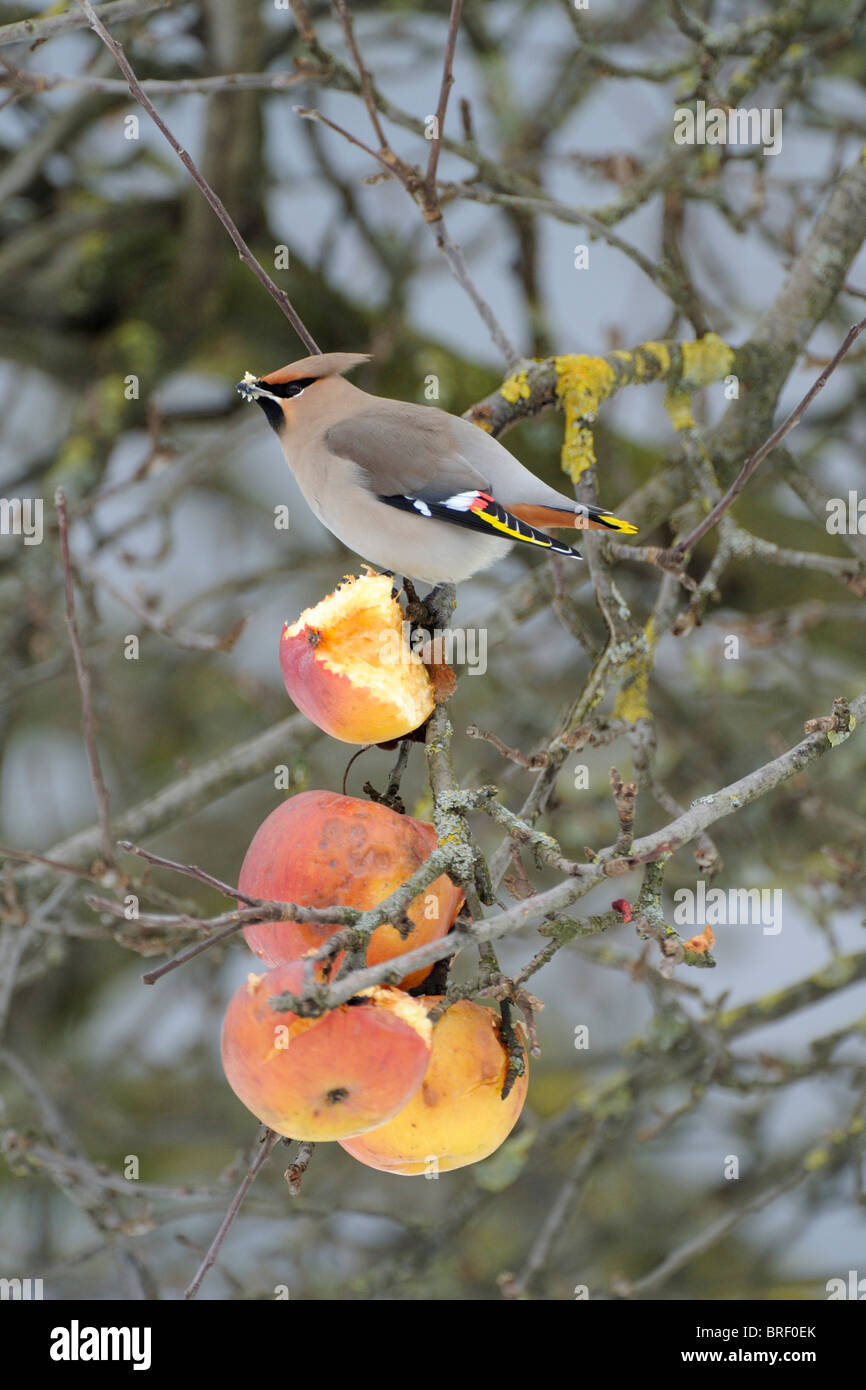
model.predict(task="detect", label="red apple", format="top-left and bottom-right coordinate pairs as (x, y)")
top-left (221, 960), bottom-right (433, 1141)
top-left (280, 573), bottom-right (434, 744)
top-left (240, 790), bottom-right (463, 989)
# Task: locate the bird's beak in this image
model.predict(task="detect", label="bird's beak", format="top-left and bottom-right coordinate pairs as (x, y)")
top-left (236, 372), bottom-right (281, 404)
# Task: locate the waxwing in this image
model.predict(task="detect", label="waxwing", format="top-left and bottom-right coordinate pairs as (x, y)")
top-left (237, 353), bottom-right (636, 585)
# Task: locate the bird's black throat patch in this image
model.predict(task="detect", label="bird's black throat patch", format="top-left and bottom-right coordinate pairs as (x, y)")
top-left (255, 396), bottom-right (286, 432)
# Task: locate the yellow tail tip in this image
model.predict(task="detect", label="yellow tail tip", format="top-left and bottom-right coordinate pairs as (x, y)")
top-left (601, 514), bottom-right (639, 535)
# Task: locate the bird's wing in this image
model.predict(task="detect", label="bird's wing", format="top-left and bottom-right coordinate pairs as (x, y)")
top-left (324, 406), bottom-right (584, 557)
top-left (325, 404), bottom-right (492, 498)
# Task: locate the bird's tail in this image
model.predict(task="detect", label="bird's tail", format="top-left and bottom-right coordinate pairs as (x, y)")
top-left (380, 490), bottom-right (586, 556)
top-left (508, 502), bottom-right (638, 535)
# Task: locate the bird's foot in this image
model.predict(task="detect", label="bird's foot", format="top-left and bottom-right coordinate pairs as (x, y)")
top-left (399, 578), bottom-right (456, 633)
top-left (400, 576), bottom-right (433, 628)
top-left (400, 580), bottom-right (456, 629)
top-left (422, 582), bottom-right (457, 631)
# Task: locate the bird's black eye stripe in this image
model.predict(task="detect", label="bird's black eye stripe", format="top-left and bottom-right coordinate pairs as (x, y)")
top-left (261, 376), bottom-right (318, 399)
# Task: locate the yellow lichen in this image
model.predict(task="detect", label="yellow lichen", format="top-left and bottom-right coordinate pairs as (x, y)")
top-left (634, 341), bottom-right (671, 379)
top-left (499, 370), bottom-right (532, 404)
top-left (680, 332), bottom-right (734, 387)
top-left (613, 618), bottom-right (656, 723)
top-left (498, 335), bottom-right (734, 484)
top-left (554, 354), bottom-right (617, 481)
top-left (664, 388), bottom-right (695, 432)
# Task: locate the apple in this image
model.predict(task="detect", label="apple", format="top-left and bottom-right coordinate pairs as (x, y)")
top-left (280, 572), bottom-right (434, 744)
top-left (240, 790), bottom-right (463, 989)
top-left (340, 999), bottom-right (529, 1174)
top-left (221, 960), bottom-right (433, 1141)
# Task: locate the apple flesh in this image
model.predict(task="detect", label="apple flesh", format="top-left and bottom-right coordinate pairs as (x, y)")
top-left (240, 790), bottom-right (463, 989)
top-left (339, 999), bottom-right (529, 1174)
top-left (280, 572), bottom-right (434, 744)
top-left (221, 960), bottom-right (433, 1141)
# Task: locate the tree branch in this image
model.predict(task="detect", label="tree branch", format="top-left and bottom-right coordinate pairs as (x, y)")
top-left (75, 0), bottom-right (320, 353)
top-left (55, 491), bottom-right (114, 870)
top-left (670, 314), bottom-right (866, 558)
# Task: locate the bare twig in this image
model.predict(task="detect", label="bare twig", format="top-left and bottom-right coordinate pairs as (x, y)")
top-left (87, 894), bottom-right (359, 984)
top-left (424, 0), bottom-right (465, 201)
top-left (184, 1128), bottom-right (280, 1299)
top-left (315, 0), bottom-right (519, 367)
top-left (55, 490), bottom-right (114, 869)
top-left (615, 1168), bottom-right (804, 1298)
top-left (501, 1125), bottom-right (608, 1299)
top-left (0, 846), bottom-right (98, 881)
top-left (269, 690), bottom-right (866, 1012)
top-left (432, 229), bottom-right (520, 367)
top-left (17, 715), bottom-right (318, 893)
top-left (284, 1141), bottom-right (315, 1195)
top-left (78, 560), bottom-right (246, 654)
top-left (466, 724), bottom-right (548, 769)
top-left (0, 0), bottom-right (167, 49)
top-left (0, 69), bottom-right (308, 97)
top-left (443, 181), bottom-right (698, 326)
top-left (104, 836), bottom-right (453, 983)
top-left (330, 0), bottom-right (388, 149)
top-left (610, 768), bottom-right (638, 857)
top-left (138, 917), bottom-right (253, 984)
top-left (117, 840), bottom-right (262, 905)
top-left (670, 315), bottom-right (866, 557)
top-left (75, 0), bottom-right (320, 354)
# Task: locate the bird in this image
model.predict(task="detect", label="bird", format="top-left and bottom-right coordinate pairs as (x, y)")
top-left (236, 352), bottom-right (637, 586)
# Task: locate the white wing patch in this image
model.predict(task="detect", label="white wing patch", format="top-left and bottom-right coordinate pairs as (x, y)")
top-left (442, 490), bottom-right (480, 512)
top-left (409, 497), bottom-right (432, 517)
